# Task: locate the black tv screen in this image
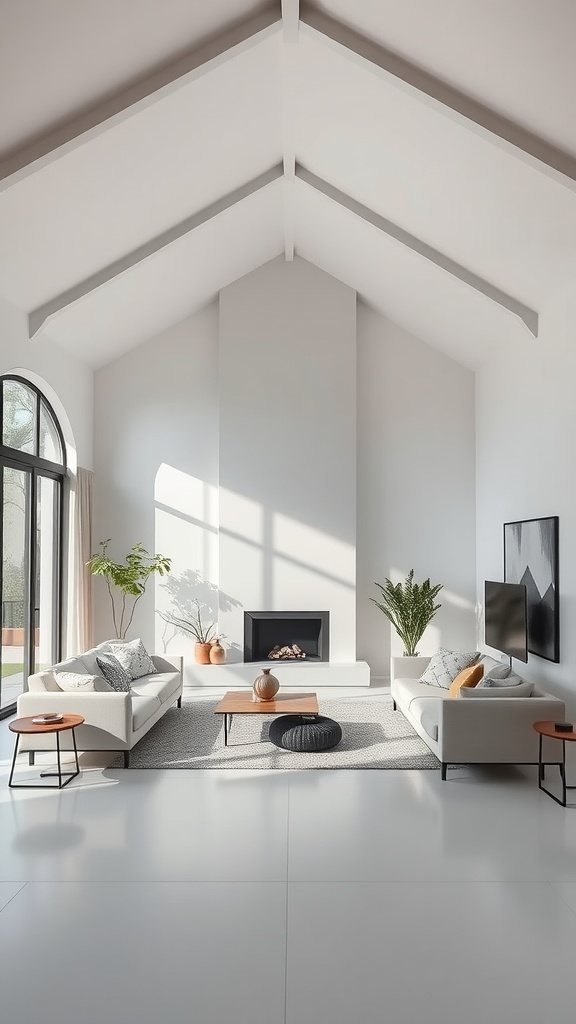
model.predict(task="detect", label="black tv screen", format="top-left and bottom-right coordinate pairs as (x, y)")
top-left (484, 581), bottom-right (528, 663)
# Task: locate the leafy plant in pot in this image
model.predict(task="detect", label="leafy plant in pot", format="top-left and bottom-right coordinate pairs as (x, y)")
top-left (161, 601), bottom-right (223, 664)
top-left (370, 569), bottom-right (443, 657)
top-left (87, 540), bottom-right (172, 640)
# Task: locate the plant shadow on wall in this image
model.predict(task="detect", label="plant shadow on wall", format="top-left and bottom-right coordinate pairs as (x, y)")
top-left (158, 569), bottom-right (243, 661)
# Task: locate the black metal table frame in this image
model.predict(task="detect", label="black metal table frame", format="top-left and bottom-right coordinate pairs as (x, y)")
top-left (9, 727), bottom-right (81, 789)
top-left (538, 733), bottom-right (576, 807)
top-left (221, 711), bottom-right (319, 746)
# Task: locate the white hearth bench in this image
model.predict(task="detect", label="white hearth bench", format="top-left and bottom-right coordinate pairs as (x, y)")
top-left (391, 656), bottom-right (565, 779)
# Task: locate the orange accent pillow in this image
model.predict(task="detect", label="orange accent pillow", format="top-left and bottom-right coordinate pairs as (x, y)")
top-left (449, 663), bottom-right (484, 697)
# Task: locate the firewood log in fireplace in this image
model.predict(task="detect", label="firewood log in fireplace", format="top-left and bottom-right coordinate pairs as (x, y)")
top-left (268, 644), bottom-right (307, 659)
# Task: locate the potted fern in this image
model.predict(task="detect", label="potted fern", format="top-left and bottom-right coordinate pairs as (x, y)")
top-left (370, 570), bottom-right (443, 656)
top-left (87, 540), bottom-right (172, 640)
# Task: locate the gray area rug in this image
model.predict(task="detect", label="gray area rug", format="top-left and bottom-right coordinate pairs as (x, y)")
top-left (112, 695), bottom-right (441, 770)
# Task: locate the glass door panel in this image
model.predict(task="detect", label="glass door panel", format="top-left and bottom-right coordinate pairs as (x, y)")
top-left (35, 475), bottom-right (59, 673)
top-left (1, 466), bottom-right (30, 709)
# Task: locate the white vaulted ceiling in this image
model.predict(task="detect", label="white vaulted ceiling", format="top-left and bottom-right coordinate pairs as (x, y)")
top-left (1, 0), bottom-right (576, 368)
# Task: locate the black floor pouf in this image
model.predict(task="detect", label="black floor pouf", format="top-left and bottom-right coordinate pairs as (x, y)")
top-left (268, 715), bottom-right (342, 752)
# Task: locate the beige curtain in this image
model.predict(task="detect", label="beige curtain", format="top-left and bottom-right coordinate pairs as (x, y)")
top-left (66, 467), bottom-right (94, 655)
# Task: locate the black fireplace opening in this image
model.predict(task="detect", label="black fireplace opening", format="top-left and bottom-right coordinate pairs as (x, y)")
top-left (244, 611), bottom-right (330, 663)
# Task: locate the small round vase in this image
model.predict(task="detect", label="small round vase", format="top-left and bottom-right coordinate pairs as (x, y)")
top-left (209, 640), bottom-right (226, 665)
top-left (194, 642), bottom-right (212, 665)
top-left (252, 667), bottom-right (279, 702)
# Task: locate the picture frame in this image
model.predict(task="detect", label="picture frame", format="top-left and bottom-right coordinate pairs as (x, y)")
top-left (503, 516), bottom-right (559, 663)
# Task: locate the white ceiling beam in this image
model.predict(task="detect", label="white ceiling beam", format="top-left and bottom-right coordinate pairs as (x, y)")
top-left (296, 165), bottom-right (539, 336)
top-left (300, 8), bottom-right (576, 193)
top-left (282, 0), bottom-right (300, 43)
top-left (28, 165), bottom-right (283, 338)
top-left (0, 9), bottom-right (281, 193)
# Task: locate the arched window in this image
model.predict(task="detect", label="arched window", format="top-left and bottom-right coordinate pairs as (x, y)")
top-left (0, 376), bottom-right (66, 717)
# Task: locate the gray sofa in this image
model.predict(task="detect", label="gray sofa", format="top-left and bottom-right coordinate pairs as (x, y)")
top-left (16, 641), bottom-right (183, 767)
top-left (391, 654), bottom-right (565, 779)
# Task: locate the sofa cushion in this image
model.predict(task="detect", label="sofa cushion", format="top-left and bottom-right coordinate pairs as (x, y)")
top-left (477, 671), bottom-right (524, 688)
top-left (54, 670), bottom-right (112, 692)
top-left (460, 681), bottom-right (535, 698)
top-left (132, 693), bottom-right (161, 731)
top-left (78, 644), bottom-right (111, 675)
top-left (131, 672), bottom-right (181, 704)
top-left (449, 664), bottom-right (484, 697)
top-left (96, 653), bottom-right (132, 692)
top-left (108, 638), bottom-right (156, 680)
top-left (419, 649), bottom-right (479, 689)
top-left (408, 696), bottom-right (442, 742)
top-left (393, 676), bottom-right (452, 706)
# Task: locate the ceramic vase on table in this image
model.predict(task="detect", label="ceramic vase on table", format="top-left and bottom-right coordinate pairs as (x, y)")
top-left (252, 667), bottom-right (279, 702)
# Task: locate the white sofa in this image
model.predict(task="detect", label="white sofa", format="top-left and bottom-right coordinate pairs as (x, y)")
top-left (16, 642), bottom-right (183, 767)
top-left (391, 655), bottom-right (565, 779)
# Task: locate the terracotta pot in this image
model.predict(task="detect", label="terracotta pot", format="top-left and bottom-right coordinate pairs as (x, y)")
top-left (195, 642), bottom-right (212, 665)
top-left (252, 667), bottom-right (280, 702)
top-left (209, 640), bottom-right (226, 665)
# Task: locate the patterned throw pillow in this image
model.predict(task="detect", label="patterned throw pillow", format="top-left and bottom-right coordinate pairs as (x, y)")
top-left (109, 638), bottom-right (156, 681)
top-left (476, 671), bottom-right (524, 689)
top-left (96, 654), bottom-right (132, 692)
top-left (54, 670), bottom-right (111, 692)
top-left (420, 648), bottom-right (479, 689)
top-left (448, 663), bottom-right (484, 697)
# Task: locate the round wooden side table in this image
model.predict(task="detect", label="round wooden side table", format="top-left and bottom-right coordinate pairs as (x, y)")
top-left (533, 721), bottom-right (576, 807)
top-left (8, 714), bottom-right (85, 789)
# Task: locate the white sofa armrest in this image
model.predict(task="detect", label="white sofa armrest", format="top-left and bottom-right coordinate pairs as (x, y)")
top-left (17, 690), bottom-right (132, 746)
top-left (438, 693), bottom-right (565, 763)
top-left (151, 654), bottom-right (183, 675)
top-left (391, 657), bottom-right (430, 682)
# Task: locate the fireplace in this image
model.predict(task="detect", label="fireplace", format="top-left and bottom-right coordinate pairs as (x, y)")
top-left (243, 611), bottom-right (330, 663)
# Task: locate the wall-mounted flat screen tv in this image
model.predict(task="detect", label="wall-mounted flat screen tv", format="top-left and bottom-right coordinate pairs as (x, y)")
top-left (484, 581), bottom-right (528, 663)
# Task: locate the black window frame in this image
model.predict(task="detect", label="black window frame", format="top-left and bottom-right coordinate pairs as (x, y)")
top-left (0, 375), bottom-right (67, 719)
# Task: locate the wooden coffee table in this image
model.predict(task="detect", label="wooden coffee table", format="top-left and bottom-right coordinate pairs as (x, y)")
top-left (214, 691), bottom-right (319, 746)
top-left (8, 714), bottom-right (84, 789)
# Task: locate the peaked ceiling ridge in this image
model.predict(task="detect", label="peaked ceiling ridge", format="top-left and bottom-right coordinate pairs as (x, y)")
top-left (28, 160), bottom-right (538, 342)
top-left (2, 3), bottom-right (574, 194)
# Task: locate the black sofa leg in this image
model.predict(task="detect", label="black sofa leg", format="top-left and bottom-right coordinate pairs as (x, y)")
top-left (123, 751), bottom-right (130, 768)
top-left (392, 699), bottom-right (397, 711)
top-left (177, 695), bottom-right (182, 708)
top-left (28, 752), bottom-right (35, 766)
top-left (441, 763), bottom-right (447, 781)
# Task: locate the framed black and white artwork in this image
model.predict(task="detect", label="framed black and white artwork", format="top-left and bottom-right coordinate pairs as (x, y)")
top-left (504, 516), bottom-right (559, 663)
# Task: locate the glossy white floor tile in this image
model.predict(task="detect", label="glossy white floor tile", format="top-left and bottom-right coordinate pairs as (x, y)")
top-left (287, 767), bottom-right (576, 881)
top-left (0, 880), bottom-right (25, 912)
top-left (286, 881), bottom-right (576, 1024)
top-left (0, 881), bottom-right (286, 1024)
top-left (2, 697), bottom-right (576, 1024)
top-left (0, 769), bottom-right (290, 881)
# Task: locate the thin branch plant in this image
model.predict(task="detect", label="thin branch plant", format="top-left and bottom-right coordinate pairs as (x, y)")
top-left (370, 569), bottom-right (443, 657)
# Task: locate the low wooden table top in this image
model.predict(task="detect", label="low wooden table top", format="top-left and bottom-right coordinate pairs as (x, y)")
top-left (214, 691), bottom-right (319, 716)
top-left (533, 721), bottom-right (576, 741)
top-left (9, 714), bottom-right (85, 735)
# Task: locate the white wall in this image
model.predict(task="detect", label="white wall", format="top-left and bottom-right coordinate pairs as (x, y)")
top-left (476, 281), bottom-right (576, 711)
top-left (219, 256), bottom-right (357, 661)
top-left (93, 303), bottom-right (219, 653)
top-left (0, 293), bottom-right (93, 469)
top-left (357, 303), bottom-right (477, 679)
